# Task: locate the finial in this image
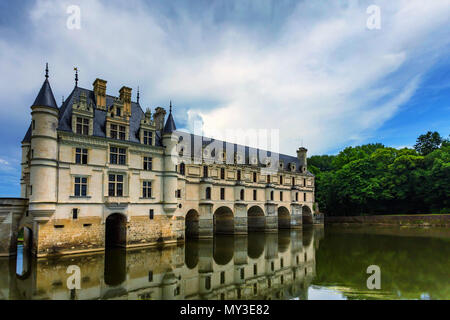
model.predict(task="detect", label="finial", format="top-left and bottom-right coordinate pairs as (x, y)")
top-left (45, 63), bottom-right (49, 79)
top-left (169, 100), bottom-right (172, 113)
top-left (137, 86), bottom-right (140, 103)
top-left (74, 67), bottom-right (78, 87)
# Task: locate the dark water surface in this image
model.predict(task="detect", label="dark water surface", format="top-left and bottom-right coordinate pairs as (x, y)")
top-left (1, 225), bottom-right (449, 300)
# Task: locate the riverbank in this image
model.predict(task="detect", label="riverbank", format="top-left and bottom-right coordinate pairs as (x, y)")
top-left (325, 214), bottom-right (450, 227)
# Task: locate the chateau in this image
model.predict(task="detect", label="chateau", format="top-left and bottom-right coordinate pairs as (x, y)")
top-left (0, 65), bottom-right (316, 257)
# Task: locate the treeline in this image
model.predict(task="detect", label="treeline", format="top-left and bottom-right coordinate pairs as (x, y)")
top-left (308, 131), bottom-right (450, 216)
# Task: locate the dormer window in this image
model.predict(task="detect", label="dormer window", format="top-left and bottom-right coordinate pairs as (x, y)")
top-left (76, 117), bottom-right (90, 135)
top-left (289, 163), bottom-right (296, 172)
top-left (111, 124), bottom-right (126, 140)
top-left (116, 107), bottom-right (121, 117)
top-left (143, 130), bottom-right (153, 145)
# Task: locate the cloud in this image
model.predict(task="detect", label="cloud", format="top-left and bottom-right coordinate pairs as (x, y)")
top-left (0, 0), bottom-right (449, 158)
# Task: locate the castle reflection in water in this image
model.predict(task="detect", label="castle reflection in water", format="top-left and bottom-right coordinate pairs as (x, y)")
top-left (0, 227), bottom-right (323, 300)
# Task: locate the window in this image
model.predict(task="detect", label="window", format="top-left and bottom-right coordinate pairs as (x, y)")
top-left (203, 165), bottom-right (208, 178)
top-left (116, 107), bottom-right (121, 117)
top-left (32, 120), bottom-right (35, 130)
top-left (111, 124), bottom-right (126, 140)
top-left (303, 178), bottom-right (306, 186)
top-left (148, 271), bottom-right (153, 282)
top-left (253, 172), bottom-right (257, 183)
top-left (237, 170), bottom-right (241, 181)
top-left (271, 261), bottom-right (274, 271)
top-left (253, 264), bottom-right (257, 275)
top-left (220, 168), bottom-right (225, 179)
top-left (74, 177), bottom-right (87, 197)
top-left (206, 187), bottom-right (211, 200)
top-left (280, 191), bottom-right (283, 201)
top-left (30, 185), bottom-right (32, 195)
top-left (176, 189), bottom-right (181, 198)
top-left (143, 157), bottom-right (152, 171)
top-left (280, 258), bottom-right (284, 268)
top-left (280, 175), bottom-right (283, 185)
top-left (253, 189), bottom-right (257, 201)
top-left (143, 130), bottom-right (153, 145)
top-left (292, 177), bottom-right (295, 186)
top-left (240, 268), bottom-right (245, 279)
top-left (253, 283), bottom-right (257, 295)
top-left (270, 191), bottom-right (274, 201)
top-left (75, 148), bottom-right (88, 164)
top-left (304, 193), bottom-right (307, 201)
top-left (76, 117), bottom-right (89, 135)
top-left (220, 271), bottom-right (225, 284)
top-left (142, 181), bottom-right (152, 198)
top-left (205, 276), bottom-right (211, 290)
top-left (149, 209), bottom-right (154, 220)
top-left (180, 162), bottom-right (186, 175)
top-left (296, 192), bottom-right (299, 202)
top-left (110, 147), bottom-right (126, 165)
top-left (72, 208), bottom-right (78, 220)
top-left (240, 189), bottom-right (245, 200)
top-left (220, 188), bottom-right (225, 200)
top-left (108, 174), bottom-right (124, 197)
top-left (267, 175), bottom-right (271, 183)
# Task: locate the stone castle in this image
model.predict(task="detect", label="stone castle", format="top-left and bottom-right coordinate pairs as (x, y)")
top-left (0, 65), bottom-right (317, 257)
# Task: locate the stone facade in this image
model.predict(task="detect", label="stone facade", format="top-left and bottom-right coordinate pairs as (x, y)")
top-left (0, 69), bottom-right (316, 257)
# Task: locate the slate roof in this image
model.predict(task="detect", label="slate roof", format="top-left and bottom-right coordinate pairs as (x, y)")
top-left (22, 84), bottom-right (313, 176)
top-left (31, 78), bottom-right (58, 109)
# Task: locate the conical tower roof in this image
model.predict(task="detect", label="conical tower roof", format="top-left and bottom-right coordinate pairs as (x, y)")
top-left (31, 63), bottom-right (58, 109)
top-left (163, 101), bottom-right (177, 134)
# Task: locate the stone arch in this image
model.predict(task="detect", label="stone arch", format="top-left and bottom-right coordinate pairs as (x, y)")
top-left (185, 209), bottom-right (199, 239)
top-left (277, 206), bottom-right (290, 229)
top-left (302, 205), bottom-right (313, 225)
top-left (213, 206), bottom-right (234, 234)
top-left (105, 213), bottom-right (127, 248)
top-left (247, 205), bottom-right (265, 232)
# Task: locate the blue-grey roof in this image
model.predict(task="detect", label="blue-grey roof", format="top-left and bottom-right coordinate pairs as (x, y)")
top-left (176, 131), bottom-right (314, 176)
top-left (22, 85), bottom-right (313, 176)
top-left (163, 111), bottom-right (176, 134)
top-left (31, 79), bottom-right (58, 109)
top-left (57, 86), bottom-right (163, 146)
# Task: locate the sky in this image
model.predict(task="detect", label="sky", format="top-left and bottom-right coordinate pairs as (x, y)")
top-left (0, 0), bottom-right (449, 196)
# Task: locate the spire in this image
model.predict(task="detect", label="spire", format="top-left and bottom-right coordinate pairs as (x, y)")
top-left (137, 86), bottom-right (140, 104)
top-left (163, 101), bottom-right (176, 134)
top-left (74, 67), bottom-right (78, 87)
top-left (31, 63), bottom-right (58, 109)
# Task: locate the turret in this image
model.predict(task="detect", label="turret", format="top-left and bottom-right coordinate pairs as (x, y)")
top-left (296, 147), bottom-right (307, 173)
top-left (28, 64), bottom-right (59, 222)
top-left (162, 102), bottom-right (178, 213)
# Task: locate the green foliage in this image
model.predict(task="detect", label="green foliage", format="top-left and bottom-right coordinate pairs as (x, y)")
top-left (310, 132), bottom-right (449, 216)
top-left (414, 131), bottom-right (443, 155)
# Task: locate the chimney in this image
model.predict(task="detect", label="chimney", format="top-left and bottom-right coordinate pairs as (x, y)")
top-left (296, 147), bottom-right (307, 172)
top-left (153, 107), bottom-right (166, 131)
top-left (119, 86), bottom-right (132, 115)
top-left (93, 78), bottom-right (107, 111)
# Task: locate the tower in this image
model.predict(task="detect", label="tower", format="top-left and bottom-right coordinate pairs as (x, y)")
top-left (162, 102), bottom-right (178, 213)
top-left (28, 64), bottom-right (59, 223)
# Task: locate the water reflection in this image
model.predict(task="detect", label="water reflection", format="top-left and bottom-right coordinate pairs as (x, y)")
top-left (1, 225), bottom-right (449, 300)
top-left (0, 228), bottom-right (319, 300)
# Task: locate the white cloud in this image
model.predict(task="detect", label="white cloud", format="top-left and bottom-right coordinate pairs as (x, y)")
top-left (0, 0), bottom-right (448, 156)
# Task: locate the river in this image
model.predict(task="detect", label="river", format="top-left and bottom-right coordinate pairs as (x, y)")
top-left (1, 225), bottom-right (449, 300)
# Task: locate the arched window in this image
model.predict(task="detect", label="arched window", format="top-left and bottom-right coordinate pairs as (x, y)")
top-left (240, 189), bottom-right (245, 200)
top-left (206, 187), bottom-right (211, 200)
top-left (180, 162), bottom-right (185, 175)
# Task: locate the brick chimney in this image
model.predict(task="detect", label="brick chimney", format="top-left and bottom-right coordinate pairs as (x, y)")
top-left (93, 78), bottom-right (107, 111)
top-left (296, 147), bottom-right (307, 172)
top-left (119, 86), bottom-right (132, 115)
top-left (153, 107), bottom-right (166, 131)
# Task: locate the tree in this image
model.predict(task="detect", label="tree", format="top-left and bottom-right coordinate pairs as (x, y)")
top-left (414, 131), bottom-right (443, 155)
